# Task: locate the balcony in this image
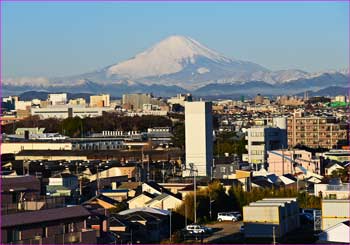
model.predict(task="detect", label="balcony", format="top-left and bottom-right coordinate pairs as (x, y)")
top-left (7, 229), bottom-right (96, 244)
top-left (326, 184), bottom-right (350, 192)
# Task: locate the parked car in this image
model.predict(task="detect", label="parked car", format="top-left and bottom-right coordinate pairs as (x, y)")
top-left (185, 224), bottom-right (212, 234)
top-left (228, 211), bottom-right (242, 220)
top-left (217, 212), bottom-right (241, 222)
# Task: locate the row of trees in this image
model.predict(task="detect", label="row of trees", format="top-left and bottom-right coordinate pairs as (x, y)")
top-left (3, 113), bottom-right (173, 137)
top-left (174, 181), bottom-right (321, 225)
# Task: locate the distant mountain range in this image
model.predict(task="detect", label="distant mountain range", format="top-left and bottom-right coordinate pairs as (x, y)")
top-left (3, 35), bottom-right (349, 97)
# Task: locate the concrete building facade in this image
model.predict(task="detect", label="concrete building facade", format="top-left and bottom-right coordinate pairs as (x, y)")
top-left (184, 101), bottom-right (213, 177)
top-left (245, 123), bottom-right (287, 166)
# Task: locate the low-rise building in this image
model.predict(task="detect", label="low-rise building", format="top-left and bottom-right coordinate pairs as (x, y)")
top-left (314, 179), bottom-right (350, 199)
top-left (268, 149), bottom-right (320, 176)
top-left (243, 198), bottom-right (300, 238)
top-left (244, 124), bottom-right (287, 167)
top-left (31, 105), bottom-right (114, 119)
top-left (1, 206), bottom-right (97, 244)
top-left (321, 199), bottom-right (350, 230)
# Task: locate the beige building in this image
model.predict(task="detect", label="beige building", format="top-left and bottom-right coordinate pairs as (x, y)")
top-left (90, 94), bottom-right (110, 107)
top-left (1, 142), bottom-right (72, 154)
top-left (322, 199), bottom-right (350, 230)
top-left (287, 112), bottom-right (348, 149)
top-left (89, 166), bottom-right (136, 181)
top-left (69, 98), bottom-right (86, 106)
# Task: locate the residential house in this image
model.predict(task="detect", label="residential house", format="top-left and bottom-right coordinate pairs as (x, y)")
top-left (144, 193), bottom-right (183, 210)
top-left (128, 192), bottom-right (155, 209)
top-left (2, 175), bottom-right (41, 214)
top-left (47, 172), bottom-right (78, 197)
top-left (325, 162), bottom-right (345, 176)
top-left (314, 178), bottom-right (350, 199)
top-left (118, 207), bottom-right (170, 243)
top-left (1, 206), bottom-right (97, 244)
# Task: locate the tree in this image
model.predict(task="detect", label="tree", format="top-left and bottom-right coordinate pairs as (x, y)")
top-left (172, 122), bottom-right (185, 149)
top-left (330, 168), bottom-right (349, 182)
top-left (61, 117), bottom-right (83, 137)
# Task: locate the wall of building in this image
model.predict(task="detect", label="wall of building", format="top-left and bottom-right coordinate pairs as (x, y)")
top-left (184, 101), bottom-right (213, 177)
top-left (322, 199), bottom-right (350, 230)
top-left (1, 142), bottom-right (72, 154)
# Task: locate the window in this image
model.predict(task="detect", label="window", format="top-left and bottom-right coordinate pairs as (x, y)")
top-left (7, 230), bottom-right (21, 243)
top-left (42, 227), bottom-right (48, 238)
top-left (220, 167), bottom-right (226, 173)
top-left (328, 194), bottom-right (337, 199)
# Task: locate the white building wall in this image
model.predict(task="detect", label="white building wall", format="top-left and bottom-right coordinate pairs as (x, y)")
top-left (320, 223), bottom-right (350, 243)
top-left (184, 101), bottom-right (213, 177)
top-left (31, 106), bottom-right (113, 119)
top-left (48, 93), bottom-right (67, 105)
top-left (322, 199), bottom-right (350, 230)
top-left (15, 101), bottom-right (32, 110)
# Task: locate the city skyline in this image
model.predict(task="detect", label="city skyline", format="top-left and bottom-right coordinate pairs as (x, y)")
top-left (2, 1), bottom-right (349, 78)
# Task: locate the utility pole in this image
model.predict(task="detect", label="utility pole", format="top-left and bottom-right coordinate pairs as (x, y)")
top-left (161, 162), bottom-right (166, 183)
top-left (185, 204), bottom-right (187, 227)
top-left (96, 165), bottom-right (100, 195)
top-left (169, 209), bottom-right (172, 242)
top-left (147, 155), bottom-right (150, 182)
top-left (141, 148), bottom-right (144, 182)
top-left (193, 165), bottom-right (197, 224)
top-left (282, 147), bottom-right (285, 175)
top-left (272, 226), bottom-right (276, 245)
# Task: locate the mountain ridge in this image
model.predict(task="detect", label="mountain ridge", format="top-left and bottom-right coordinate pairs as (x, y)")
top-left (3, 35), bottom-right (348, 95)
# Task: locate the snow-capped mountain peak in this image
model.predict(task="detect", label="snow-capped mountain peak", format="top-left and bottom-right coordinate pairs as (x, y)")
top-left (107, 35), bottom-right (233, 78)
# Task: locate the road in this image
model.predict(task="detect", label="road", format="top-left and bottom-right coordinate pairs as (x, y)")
top-left (204, 221), bottom-right (243, 243)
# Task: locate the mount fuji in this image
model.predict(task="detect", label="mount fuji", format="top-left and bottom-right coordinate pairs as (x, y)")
top-left (3, 35), bottom-right (349, 97)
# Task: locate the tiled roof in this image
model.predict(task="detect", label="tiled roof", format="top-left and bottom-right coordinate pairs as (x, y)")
top-left (2, 206), bottom-right (91, 228)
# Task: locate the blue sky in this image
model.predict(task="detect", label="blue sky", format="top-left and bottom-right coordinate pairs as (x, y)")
top-left (2, 1), bottom-right (349, 78)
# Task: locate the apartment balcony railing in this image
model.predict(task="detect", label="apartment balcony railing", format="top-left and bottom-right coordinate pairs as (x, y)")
top-left (6, 229), bottom-right (96, 244)
top-left (326, 184), bottom-right (350, 192)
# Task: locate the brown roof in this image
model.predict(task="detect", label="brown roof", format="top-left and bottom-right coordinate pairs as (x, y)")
top-left (2, 206), bottom-right (91, 228)
top-left (1, 175), bottom-right (40, 192)
top-left (118, 182), bottom-right (141, 190)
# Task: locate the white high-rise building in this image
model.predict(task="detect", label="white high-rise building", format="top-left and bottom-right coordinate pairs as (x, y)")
top-left (184, 101), bottom-right (213, 177)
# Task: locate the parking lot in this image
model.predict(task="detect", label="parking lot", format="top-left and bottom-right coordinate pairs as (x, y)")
top-left (204, 221), bottom-right (243, 243)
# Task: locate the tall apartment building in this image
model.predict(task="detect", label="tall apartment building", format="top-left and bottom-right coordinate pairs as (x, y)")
top-left (287, 111), bottom-right (348, 149)
top-left (184, 101), bottom-right (213, 177)
top-left (90, 94), bottom-right (110, 107)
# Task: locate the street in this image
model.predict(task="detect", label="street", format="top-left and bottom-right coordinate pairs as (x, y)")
top-left (204, 221), bottom-right (243, 243)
